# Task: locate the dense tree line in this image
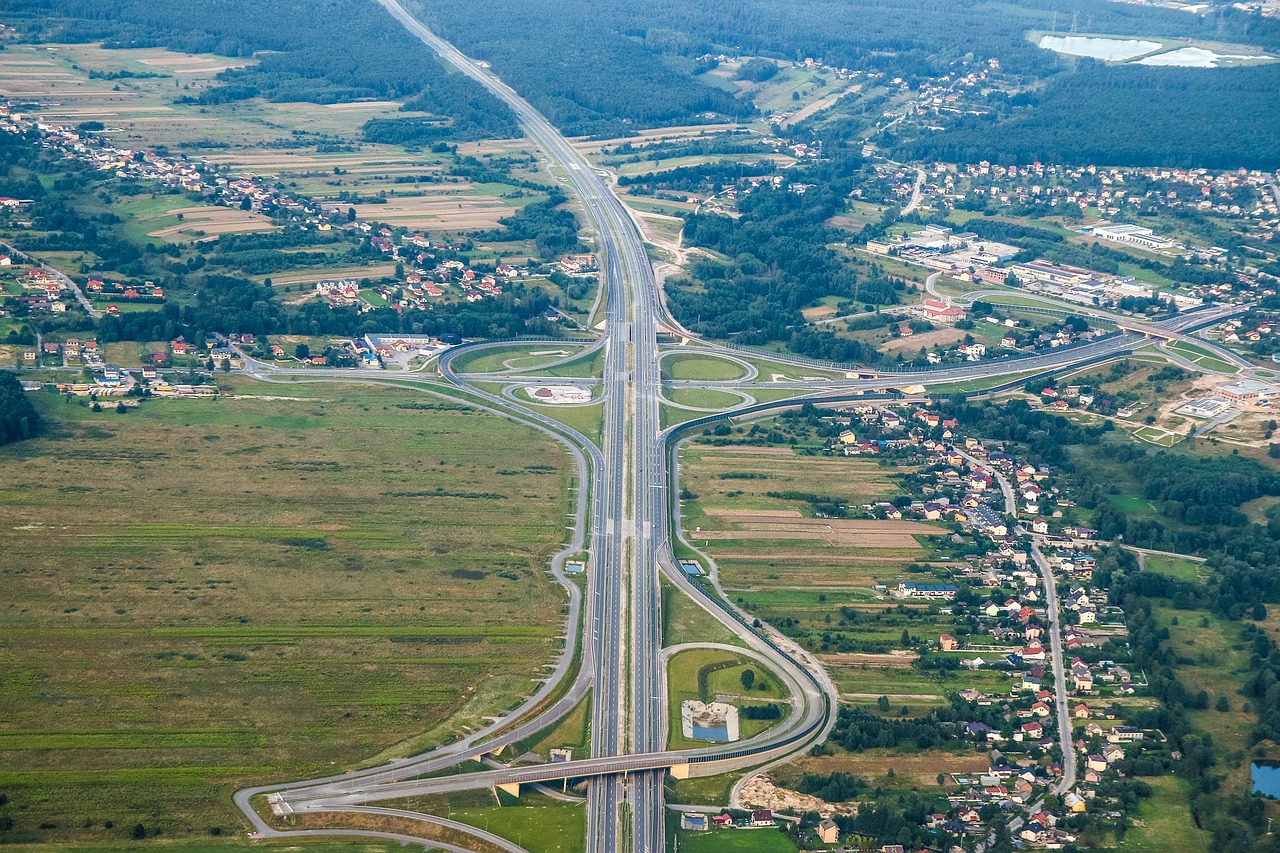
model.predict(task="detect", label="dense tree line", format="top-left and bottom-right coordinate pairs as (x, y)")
top-left (0, 371), bottom-right (40, 446)
top-left (5, 0), bottom-right (518, 140)
top-left (896, 64), bottom-right (1280, 170)
top-left (476, 190), bottom-right (582, 259)
top-left (402, 0), bottom-right (755, 135)
top-left (617, 159), bottom-right (775, 193)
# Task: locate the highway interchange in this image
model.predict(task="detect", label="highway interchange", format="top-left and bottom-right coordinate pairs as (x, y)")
top-left (228, 4), bottom-right (1253, 850)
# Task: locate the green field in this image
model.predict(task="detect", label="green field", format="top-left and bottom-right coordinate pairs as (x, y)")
top-left (669, 820), bottom-right (798, 853)
top-left (1156, 607), bottom-right (1258, 797)
top-left (452, 793), bottom-right (586, 853)
top-left (666, 648), bottom-right (787, 750)
top-left (519, 695), bottom-right (592, 761)
top-left (1142, 553), bottom-right (1204, 582)
top-left (452, 344), bottom-right (591, 375)
top-left (661, 579), bottom-right (746, 649)
top-left (1166, 341), bottom-right (1238, 374)
top-left (1122, 775), bottom-right (1210, 852)
top-left (661, 353), bottom-right (750, 381)
top-left (0, 380), bottom-right (573, 844)
top-left (666, 387), bottom-right (745, 410)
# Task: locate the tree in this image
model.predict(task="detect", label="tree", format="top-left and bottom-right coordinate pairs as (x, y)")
top-left (347, 207), bottom-right (356, 222)
top-left (900, 628), bottom-right (911, 647)
top-left (132, 823), bottom-right (146, 839)
top-left (115, 401), bottom-right (127, 413)
top-left (937, 772), bottom-right (946, 785)
top-left (0, 815), bottom-right (13, 831)
top-left (1215, 695), bottom-right (1230, 712)
top-left (877, 695), bottom-right (891, 712)
top-left (91, 401), bottom-right (102, 412)
top-left (740, 668), bottom-right (755, 690)
top-left (294, 343), bottom-right (310, 360)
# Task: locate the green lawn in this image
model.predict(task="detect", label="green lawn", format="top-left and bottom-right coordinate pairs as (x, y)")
top-left (670, 824), bottom-right (798, 853)
top-left (666, 387), bottom-right (744, 410)
top-left (452, 794), bottom-right (586, 853)
top-left (1108, 493), bottom-right (1160, 514)
top-left (662, 579), bottom-right (746, 649)
top-left (665, 769), bottom-right (740, 807)
top-left (1166, 341), bottom-right (1238, 374)
top-left (661, 353), bottom-right (749, 382)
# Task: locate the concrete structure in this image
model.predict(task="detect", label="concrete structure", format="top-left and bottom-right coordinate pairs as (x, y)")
top-left (1091, 223), bottom-right (1175, 251)
top-left (680, 700), bottom-right (740, 742)
top-left (1176, 397), bottom-right (1232, 418)
top-left (1219, 379), bottom-right (1272, 403)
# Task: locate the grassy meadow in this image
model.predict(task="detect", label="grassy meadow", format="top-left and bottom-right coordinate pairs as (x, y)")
top-left (0, 379), bottom-right (573, 844)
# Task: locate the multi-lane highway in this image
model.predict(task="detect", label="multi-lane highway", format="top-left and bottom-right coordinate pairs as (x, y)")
top-left (229, 4), bottom-right (1255, 850)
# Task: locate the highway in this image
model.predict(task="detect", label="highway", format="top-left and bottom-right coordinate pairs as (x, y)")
top-left (227, 3), bottom-right (1251, 849)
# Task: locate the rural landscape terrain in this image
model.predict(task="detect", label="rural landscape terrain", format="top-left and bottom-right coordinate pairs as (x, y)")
top-left (1, 0), bottom-right (1279, 852)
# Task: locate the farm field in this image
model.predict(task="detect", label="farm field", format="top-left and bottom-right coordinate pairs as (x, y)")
top-left (777, 746), bottom-right (989, 790)
top-left (0, 41), bottom-right (546, 238)
top-left (678, 445), bottom-right (935, 588)
top-left (0, 380), bottom-right (573, 844)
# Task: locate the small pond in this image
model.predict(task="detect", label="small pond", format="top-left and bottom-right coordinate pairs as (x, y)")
top-left (1252, 761), bottom-right (1280, 799)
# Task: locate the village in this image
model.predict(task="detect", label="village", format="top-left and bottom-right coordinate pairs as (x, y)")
top-left (672, 401), bottom-right (1179, 850)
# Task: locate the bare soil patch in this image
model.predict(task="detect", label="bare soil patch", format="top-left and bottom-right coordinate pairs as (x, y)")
top-left (880, 327), bottom-right (966, 353)
top-left (818, 651), bottom-right (918, 668)
top-left (147, 207), bottom-right (278, 238)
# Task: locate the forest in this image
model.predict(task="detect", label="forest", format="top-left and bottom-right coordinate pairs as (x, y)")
top-left (895, 64), bottom-right (1280, 170)
top-left (666, 155), bottom-right (907, 361)
top-left (0, 371), bottom-right (41, 446)
top-left (476, 189), bottom-right (583, 259)
top-left (405, 0), bottom-right (1280, 164)
top-left (4, 0), bottom-right (518, 140)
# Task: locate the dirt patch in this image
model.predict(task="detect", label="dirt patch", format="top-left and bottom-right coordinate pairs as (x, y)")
top-left (802, 304), bottom-right (838, 321)
top-left (880, 327), bottom-right (966, 353)
top-left (785, 750), bottom-right (990, 789)
top-left (738, 774), bottom-right (849, 816)
top-left (818, 652), bottom-right (918, 668)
